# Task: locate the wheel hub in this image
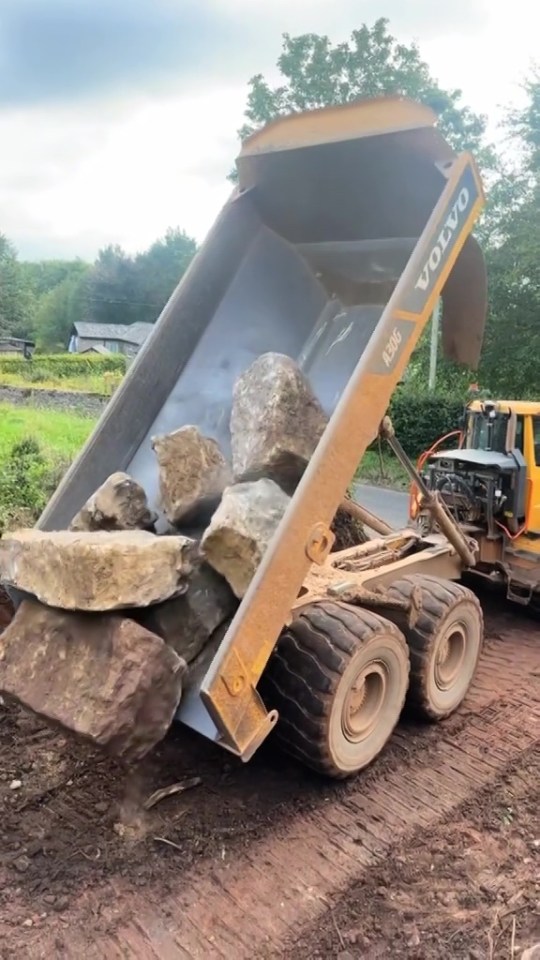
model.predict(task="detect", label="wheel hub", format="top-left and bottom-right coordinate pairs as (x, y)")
top-left (434, 623), bottom-right (467, 690)
top-left (342, 660), bottom-right (388, 742)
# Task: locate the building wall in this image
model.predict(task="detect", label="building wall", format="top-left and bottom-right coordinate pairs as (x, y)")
top-left (76, 337), bottom-right (131, 355)
top-left (74, 335), bottom-right (144, 357)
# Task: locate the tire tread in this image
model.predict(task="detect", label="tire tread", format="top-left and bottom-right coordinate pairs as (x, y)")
top-left (386, 575), bottom-right (483, 721)
top-left (263, 601), bottom-right (409, 778)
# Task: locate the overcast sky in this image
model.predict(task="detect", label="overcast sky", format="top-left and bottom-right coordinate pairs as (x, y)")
top-left (1, 0), bottom-right (538, 261)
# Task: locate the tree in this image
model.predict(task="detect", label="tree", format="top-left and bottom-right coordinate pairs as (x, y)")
top-left (0, 235), bottom-right (34, 339)
top-left (20, 258), bottom-right (89, 300)
top-left (81, 245), bottom-right (141, 326)
top-left (82, 230), bottom-right (197, 327)
top-left (233, 19), bottom-right (492, 170)
top-left (34, 264), bottom-right (89, 351)
top-left (135, 228), bottom-right (197, 319)
top-left (477, 70), bottom-right (540, 396)
top-left (0, 227), bottom-right (198, 350)
top-left (508, 67), bottom-right (540, 175)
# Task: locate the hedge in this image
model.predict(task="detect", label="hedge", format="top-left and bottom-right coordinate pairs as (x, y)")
top-left (387, 389), bottom-right (465, 459)
top-left (0, 353), bottom-right (127, 380)
top-left (0, 437), bottom-right (59, 533)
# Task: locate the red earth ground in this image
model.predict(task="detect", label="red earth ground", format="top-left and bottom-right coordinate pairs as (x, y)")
top-left (0, 594), bottom-right (538, 959)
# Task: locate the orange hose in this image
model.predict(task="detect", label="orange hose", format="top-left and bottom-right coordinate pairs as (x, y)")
top-left (409, 430), bottom-right (463, 520)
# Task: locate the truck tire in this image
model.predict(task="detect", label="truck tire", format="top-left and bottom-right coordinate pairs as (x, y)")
top-left (263, 601), bottom-right (409, 779)
top-left (386, 575), bottom-right (483, 721)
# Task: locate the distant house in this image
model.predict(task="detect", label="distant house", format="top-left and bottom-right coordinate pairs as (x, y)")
top-left (0, 337), bottom-right (35, 357)
top-left (68, 322), bottom-right (154, 359)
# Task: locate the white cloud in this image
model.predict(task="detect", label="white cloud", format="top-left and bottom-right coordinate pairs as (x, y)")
top-left (27, 90), bottom-right (243, 254)
top-left (1, 0), bottom-right (538, 261)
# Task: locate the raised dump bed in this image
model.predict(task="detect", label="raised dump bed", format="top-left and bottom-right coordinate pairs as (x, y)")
top-left (6, 97), bottom-right (488, 776)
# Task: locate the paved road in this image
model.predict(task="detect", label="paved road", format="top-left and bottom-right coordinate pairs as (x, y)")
top-left (352, 482), bottom-right (409, 529)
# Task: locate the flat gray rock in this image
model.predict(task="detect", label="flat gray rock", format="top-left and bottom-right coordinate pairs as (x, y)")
top-left (201, 479), bottom-right (290, 598)
top-left (140, 562), bottom-right (237, 664)
top-left (0, 529), bottom-right (195, 612)
top-left (69, 472), bottom-right (156, 532)
top-left (231, 353), bottom-right (327, 493)
top-left (153, 425), bottom-right (232, 525)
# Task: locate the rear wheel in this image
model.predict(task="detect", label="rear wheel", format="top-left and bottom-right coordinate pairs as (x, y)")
top-left (386, 575), bottom-right (483, 721)
top-left (263, 601), bottom-right (409, 779)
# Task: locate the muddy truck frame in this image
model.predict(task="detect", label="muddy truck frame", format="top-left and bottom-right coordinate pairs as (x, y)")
top-left (31, 97), bottom-right (488, 778)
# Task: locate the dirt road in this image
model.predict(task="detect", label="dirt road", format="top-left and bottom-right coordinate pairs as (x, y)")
top-left (0, 595), bottom-right (538, 959)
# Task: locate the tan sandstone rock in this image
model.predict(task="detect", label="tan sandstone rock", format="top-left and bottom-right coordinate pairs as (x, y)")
top-left (521, 945), bottom-right (540, 960)
top-left (69, 472), bottom-right (156, 532)
top-left (0, 529), bottom-right (195, 612)
top-left (201, 479), bottom-right (290, 598)
top-left (152, 425), bottom-right (232, 525)
top-left (0, 600), bottom-right (185, 762)
top-left (139, 562), bottom-right (237, 663)
top-left (230, 353), bottom-right (328, 493)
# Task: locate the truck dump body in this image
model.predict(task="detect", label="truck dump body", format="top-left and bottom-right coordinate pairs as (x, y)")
top-left (37, 97), bottom-right (487, 761)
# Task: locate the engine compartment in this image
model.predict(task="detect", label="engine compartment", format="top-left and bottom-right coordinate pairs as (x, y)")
top-left (421, 447), bottom-right (527, 536)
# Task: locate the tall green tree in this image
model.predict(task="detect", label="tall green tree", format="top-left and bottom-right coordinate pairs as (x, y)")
top-left (81, 245), bottom-right (140, 326)
top-left (0, 228), bottom-right (198, 349)
top-left (0, 234), bottom-right (34, 339)
top-left (82, 230), bottom-right (197, 327)
top-left (407, 70), bottom-right (540, 398)
top-left (34, 263), bottom-right (89, 351)
top-left (20, 258), bottom-right (88, 301)
top-left (478, 69), bottom-right (540, 396)
top-left (509, 68), bottom-right (540, 174)
top-left (234, 19), bottom-right (491, 166)
top-left (135, 228), bottom-right (197, 318)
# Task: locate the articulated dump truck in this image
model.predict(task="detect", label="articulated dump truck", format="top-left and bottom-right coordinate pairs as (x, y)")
top-left (1, 97), bottom-right (489, 778)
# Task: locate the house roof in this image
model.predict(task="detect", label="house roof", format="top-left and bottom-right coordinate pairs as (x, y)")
top-left (0, 337), bottom-right (35, 347)
top-left (73, 321), bottom-right (154, 346)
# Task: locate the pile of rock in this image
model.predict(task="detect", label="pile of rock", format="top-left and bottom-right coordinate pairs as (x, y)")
top-left (0, 353), bottom-right (365, 762)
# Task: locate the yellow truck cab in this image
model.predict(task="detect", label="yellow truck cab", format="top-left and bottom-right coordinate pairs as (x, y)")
top-left (465, 399), bottom-right (540, 540)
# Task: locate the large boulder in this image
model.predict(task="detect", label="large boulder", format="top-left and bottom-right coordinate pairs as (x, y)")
top-left (69, 472), bottom-right (156, 532)
top-left (152, 425), bottom-right (232, 526)
top-left (139, 562), bottom-right (237, 664)
top-left (0, 600), bottom-right (185, 762)
top-left (201, 479), bottom-right (290, 598)
top-left (0, 529), bottom-right (195, 612)
top-left (0, 584), bottom-right (13, 633)
top-left (230, 353), bottom-right (328, 493)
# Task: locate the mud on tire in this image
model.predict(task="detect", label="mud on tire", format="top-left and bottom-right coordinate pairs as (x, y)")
top-left (262, 601), bottom-right (409, 779)
top-left (386, 575), bottom-right (484, 721)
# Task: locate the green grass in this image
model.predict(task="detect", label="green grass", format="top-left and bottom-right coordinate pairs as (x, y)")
top-left (0, 403), bottom-right (96, 530)
top-left (0, 403), bottom-right (96, 461)
top-left (0, 401), bottom-right (408, 534)
top-left (355, 449), bottom-right (409, 490)
top-left (0, 370), bottom-right (123, 395)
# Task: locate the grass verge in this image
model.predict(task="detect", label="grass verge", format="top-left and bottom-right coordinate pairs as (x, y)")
top-left (0, 403), bottom-right (96, 531)
top-left (355, 449), bottom-right (409, 490)
top-left (0, 403), bottom-right (407, 533)
top-left (0, 371), bottom-right (122, 395)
